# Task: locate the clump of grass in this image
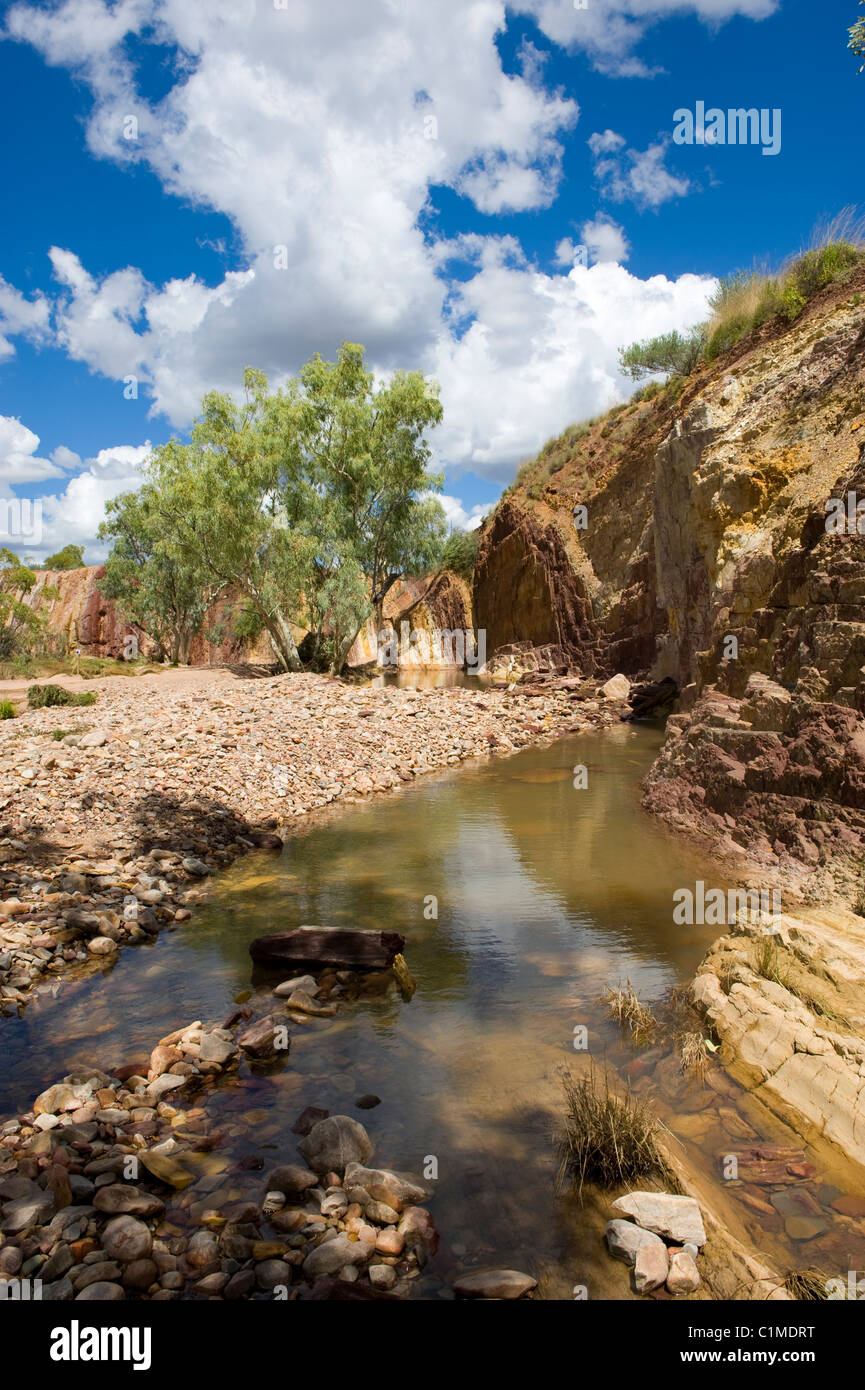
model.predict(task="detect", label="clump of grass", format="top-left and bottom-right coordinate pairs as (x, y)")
top-left (50, 727), bottom-right (74, 740)
top-left (679, 1032), bottom-right (712, 1082)
top-left (601, 980), bottom-right (657, 1044)
top-left (785, 1267), bottom-right (831, 1301)
top-left (556, 1064), bottom-right (667, 1198)
top-left (753, 934), bottom-right (791, 987)
top-left (0, 699), bottom-right (16, 719)
top-left (705, 211), bottom-right (865, 363)
top-left (27, 684), bottom-right (97, 710)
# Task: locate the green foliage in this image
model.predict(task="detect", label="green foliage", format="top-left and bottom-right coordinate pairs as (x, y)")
top-left (99, 486), bottom-right (216, 665)
top-left (705, 311), bottom-right (753, 362)
top-left (106, 344), bottom-right (446, 674)
top-left (0, 699), bottom-right (16, 719)
top-left (43, 544), bottom-right (85, 571)
top-left (0, 550), bottom-right (58, 660)
top-left (27, 684), bottom-right (97, 709)
top-left (850, 1), bottom-right (865, 71)
top-left (618, 328), bottom-right (707, 381)
top-left (441, 528), bottom-right (480, 580)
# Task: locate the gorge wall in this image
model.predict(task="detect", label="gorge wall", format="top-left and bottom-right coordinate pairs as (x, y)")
top-left (473, 264), bottom-right (865, 906)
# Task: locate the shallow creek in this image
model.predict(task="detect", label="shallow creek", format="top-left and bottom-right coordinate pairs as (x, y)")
top-left (4, 722), bottom-right (865, 1298)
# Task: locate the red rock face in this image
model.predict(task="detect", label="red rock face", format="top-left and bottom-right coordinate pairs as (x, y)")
top-left (473, 500), bottom-right (606, 674)
top-left (644, 441), bottom-right (865, 904)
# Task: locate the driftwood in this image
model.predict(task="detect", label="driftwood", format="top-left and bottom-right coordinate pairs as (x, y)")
top-left (249, 925), bottom-right (405, 971)
top-left (625, 676), bottom-right (678, 721)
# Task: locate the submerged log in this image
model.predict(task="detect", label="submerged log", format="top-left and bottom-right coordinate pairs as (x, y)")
top-left (249, 925), bottom-right (405, 971)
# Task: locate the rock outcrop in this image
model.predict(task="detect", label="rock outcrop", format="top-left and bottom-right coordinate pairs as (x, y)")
top-left (475, 264), bottom-right (865, 904)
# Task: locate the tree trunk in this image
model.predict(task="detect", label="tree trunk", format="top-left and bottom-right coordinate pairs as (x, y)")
top-left (266, 611), bottom-right (303, 671)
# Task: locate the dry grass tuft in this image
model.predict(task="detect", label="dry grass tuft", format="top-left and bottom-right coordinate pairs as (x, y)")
top-left (556, 1064), bottom-right (668, 1198)
top-left (601, 979), bottom-right (657, 1045)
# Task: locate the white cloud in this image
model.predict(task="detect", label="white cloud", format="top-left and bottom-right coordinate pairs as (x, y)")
top-left (430, 259), bottom-right (714, 478)
top-left (0, 0), bottom-right (760, 542)
top-left (0, 429), bottom-right (152, 561)
top-left (555, 216), bottom-right (630, 267)
top-left (439, 495), bottom-right (490, 530)
top-left (0, 416), bottom-right (67, 484)
top-left (0, 278), bottom-right (51, 362)
top-left (580, 215), bottom-right (630, 263)
top-left (590, 131), bottom-right (690, 209)
top-left (514, 0), bottom-right (778, 75)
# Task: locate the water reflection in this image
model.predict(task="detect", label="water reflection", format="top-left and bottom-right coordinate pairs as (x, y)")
top-left (4, 724), bottom-right (862, 1297)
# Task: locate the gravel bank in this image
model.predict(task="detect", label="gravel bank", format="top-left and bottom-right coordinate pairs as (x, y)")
top-left (0, 667), bottom-right (622, 1009)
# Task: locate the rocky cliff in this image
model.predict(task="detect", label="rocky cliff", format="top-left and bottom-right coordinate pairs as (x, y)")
top-left (475, 263), bottom-right (865, 905)
top-left (17, 564), bottom-right (473, 673)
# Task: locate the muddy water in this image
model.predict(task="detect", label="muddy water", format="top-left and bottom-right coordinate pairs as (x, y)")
top-left (4, 722), bottom-right (865, 1298)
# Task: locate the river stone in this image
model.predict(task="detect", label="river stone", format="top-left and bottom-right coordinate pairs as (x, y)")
top-left (138, 1151), bottom-right (195, 1190)
top-left (785, 1216), bottom-right (828, 1241)
top-left (198, 1032), bottom-right (238, 1065)
top-left (268, 1164), bottom-right (317, 1195)
top-left (343, 1162), bottom-right (430, 1208)
top-left (255, 1259), bottom-right (292, 1291)
top-left (76, 1282), bottom-right (126, 1300)
top-left (397, 1206), bottom-right (438, 1252)
top-left (34, 1082), bottom-right (90, 1116)
top-left (146, 1074), bottom-right (187, 1102)
top-left (1, 1191), bottom-right (55, 1233)
top-left (453, 1268), bottom-right (538, 1299)
top-left (368, 1263), bottom-right (397, 1290)
top-left (274, 975), bottom-right (318, 997)
top-left (100, 1216), bottom-right (153, 1263)
top-left (303, 1233), bottom-right (370, 1276)
top-left (605, 1219), bottom-right (665, 1267)
top-left (93, 1185), bottom-right (164, 1219)
top-left (297, 1116), bottom-right (372, 1176)
top-left (237, 1015), bottom-right (281, 1059)
top-left (610, 1193), bottom-right (706, 1247)
top-left (599, 673), bottom-right (631, 700)
top-left (667, 1248), bottom-right (701, 1295)
top-left (87, 936), bottom-right (118, 956)
top-left (634, 1238), bottom-right (669, 1293)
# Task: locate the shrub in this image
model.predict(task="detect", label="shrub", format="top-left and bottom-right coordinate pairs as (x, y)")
top-left (27, 684), bottom-right (97, 710)
top-left (441, 528), bottom-right (480, 579)
top-left (0, 699), bottom-right (16, 719)
top-left (618, 328), bottom-right (707, 381)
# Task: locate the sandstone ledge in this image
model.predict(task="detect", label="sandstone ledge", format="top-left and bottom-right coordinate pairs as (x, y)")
top-left (691, 908), bottom-right (865, 1173)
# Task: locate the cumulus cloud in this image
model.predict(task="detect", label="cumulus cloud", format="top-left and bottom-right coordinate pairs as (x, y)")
top-left (0, 423), bottom-right (151, 560)
top-left (439, 495), bottom-right (490, 531)
top-left (0, 416), bottom-right (69, 485)
top-left (430, 258), bottom-right (713, 478)
top-left (589, 130), bottom-right (690, 209)
top-left (0, 277), bottom-right (51, 362)
top-left (0, 0), bottom-right (761, 531)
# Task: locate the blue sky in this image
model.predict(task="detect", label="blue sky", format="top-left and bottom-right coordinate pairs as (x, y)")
top-left (0, 0), bottom-right (861, 560)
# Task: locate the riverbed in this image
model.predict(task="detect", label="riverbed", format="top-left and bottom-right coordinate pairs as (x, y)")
top-left (5, 722), bottom-right (865, 1298)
